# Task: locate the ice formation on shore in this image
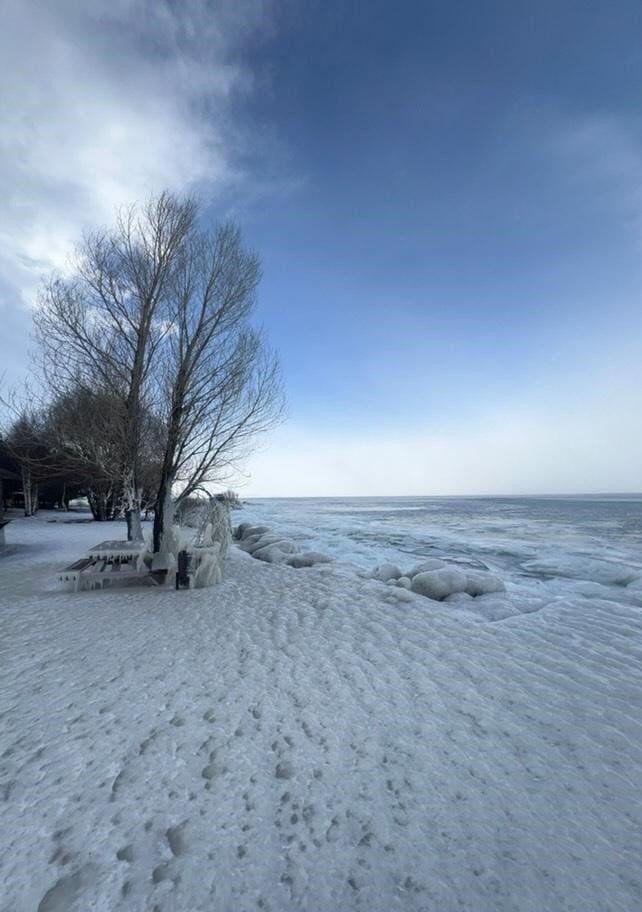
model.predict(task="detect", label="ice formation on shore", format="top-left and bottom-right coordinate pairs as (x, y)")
top-left (235, 522), bottom-right (508, 614)
top-left (234, 523), bottom-right (332, 569)
top-left (371, 559), bottom-right (505, 601)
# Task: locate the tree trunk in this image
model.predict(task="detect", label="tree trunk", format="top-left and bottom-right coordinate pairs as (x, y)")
top-left (122, 467), bottom-right (144, 541)
top-left (152, 472), bottom-right (174, 553)
top-left (126, 507), bottom-right (144, 542)
top-left (22, 466), bottom-right (32, 516)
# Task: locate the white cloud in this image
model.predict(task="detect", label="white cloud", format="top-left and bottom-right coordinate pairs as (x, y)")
top-left (0, 0), bottom-right (275, 388)
top-left (0, 0), bottom-right (272, 293)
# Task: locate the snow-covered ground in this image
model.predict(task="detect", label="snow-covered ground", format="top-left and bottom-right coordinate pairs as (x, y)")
top-left (1, 511), bottom-right (641, 911)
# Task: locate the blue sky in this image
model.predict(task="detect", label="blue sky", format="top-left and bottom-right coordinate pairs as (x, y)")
top-left (2, 1), bottom-right (642, 494)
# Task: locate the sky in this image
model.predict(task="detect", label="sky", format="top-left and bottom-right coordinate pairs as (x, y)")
top-left (2, 0), bottom-right (642, 496)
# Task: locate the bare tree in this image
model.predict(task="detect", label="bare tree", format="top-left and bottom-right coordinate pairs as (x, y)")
top-left (34, 192), bottom-right (283, 551)
top-left (35, 192), bottom-right (195, 540)
top-left (4, 408), bottom-right (56, 516)
top-left (47, 387), bottom-right (155, 520)
top-left (152, 222), bottom-right (284, 552)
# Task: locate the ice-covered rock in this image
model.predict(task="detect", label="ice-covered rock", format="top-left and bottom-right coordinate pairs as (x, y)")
top-left (464, 571), bottom-right (506, 597)
top-left (444, 591), bottom-right (474, 605)
top-left (411, 568), bottom-right (468, 600)
top-left (397, 576), bottom-right (412, 589)
top-left (237, 524), bottom-right (301, 565)
top-left (265, 539), bottom-right (297, 555)
top-left (243, 533), bottom-right (288, 554)
top-left (252, 545), bottom-right (288, 564)
top-left (253, 541), bottom-right (298, 563)
top-left (409, 558), bottom-right (447, 577)
top-left (371, 563), bottom-right (402, 582)
top-left (384, 588), bottom-right (414, 604)
top-left (239, 537), bottom-right (260, 552)
top-left (237, 524), bottom-right (269, 541)
top-left (287, 552), bottom-right (332, 568)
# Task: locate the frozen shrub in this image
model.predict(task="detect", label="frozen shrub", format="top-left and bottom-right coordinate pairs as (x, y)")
top-left (194, 544), bottom-right (224, 587)
top-left (194, 500), bottom-right (231, 557)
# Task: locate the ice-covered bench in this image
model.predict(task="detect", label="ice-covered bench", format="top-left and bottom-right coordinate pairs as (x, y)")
top-left (58, 555), bottom-right (147, 591)
top-left (59, 556), bottom-right (94, 588)
top-left (59, 540), bottom-right (150, 591)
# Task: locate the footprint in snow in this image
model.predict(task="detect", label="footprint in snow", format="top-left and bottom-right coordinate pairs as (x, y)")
top-left (275, 761), bottom-right (294, 780)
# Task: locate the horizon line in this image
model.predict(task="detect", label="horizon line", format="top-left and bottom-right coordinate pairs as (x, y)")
top-left (242, 491), bottom-right (642, 500)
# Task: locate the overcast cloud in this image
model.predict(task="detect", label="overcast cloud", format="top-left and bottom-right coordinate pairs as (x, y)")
top-left (0, 0), bottom-right (273, 385)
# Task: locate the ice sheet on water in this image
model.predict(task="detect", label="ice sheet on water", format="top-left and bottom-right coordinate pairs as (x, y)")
top-left (521, 554), bottom-right (639, 586)
top-left (240, 495), bottom-right (642, 614)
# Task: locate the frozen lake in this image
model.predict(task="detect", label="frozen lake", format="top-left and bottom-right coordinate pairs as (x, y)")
top-left (242, 494), bottom-right (642, 610)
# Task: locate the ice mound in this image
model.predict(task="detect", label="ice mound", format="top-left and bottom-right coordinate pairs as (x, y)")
top-left (240, 532), bottom-right (285, 553)
top-left (443, 591), bottom-right (474, 605)
top-left (464, 571), bottom-right (506, 597)
top-left (369, 554), bottom-right (506, 603)
top-left (234, 523), bottom-right (269, 541)
top-left (253, 543), bottom-right (298, 563)
top-left (411, 568), bottom-right (468, 600)
top-left (234, 523), bottom-right (331, 568)
top-left (383, 587), bottom-right (414, 604)
top-left (371, 563), bottom-right (402, 582)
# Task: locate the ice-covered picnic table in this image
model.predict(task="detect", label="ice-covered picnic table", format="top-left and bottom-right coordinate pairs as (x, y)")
top-left (59, 539), bottom-right (148, 590)
top-left (87, 540), bottom-right (147, 568)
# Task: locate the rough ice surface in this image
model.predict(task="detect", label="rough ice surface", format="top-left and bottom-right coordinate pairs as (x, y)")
top-left (408, 558), bottom-right (447, 576)
top-left (287, 552), bottom-right (333, 569)
top-left (1, 501), bottom-right (642, 912)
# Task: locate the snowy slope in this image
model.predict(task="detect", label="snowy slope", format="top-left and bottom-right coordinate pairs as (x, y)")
top-left (1, 514), bottom-right (641, 912)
